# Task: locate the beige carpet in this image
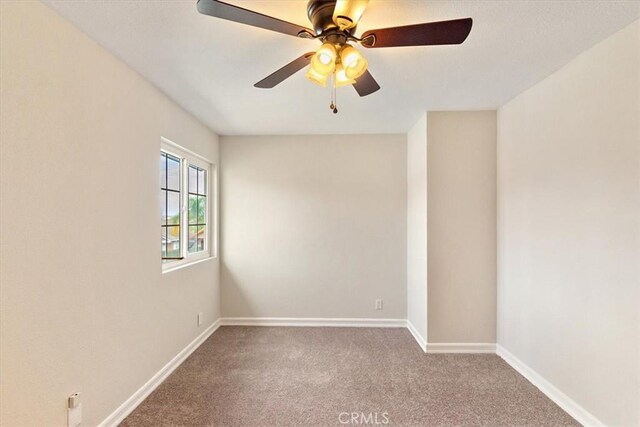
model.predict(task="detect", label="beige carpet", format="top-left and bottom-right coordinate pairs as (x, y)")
top-left (122, 326), bottom-right (578, 426)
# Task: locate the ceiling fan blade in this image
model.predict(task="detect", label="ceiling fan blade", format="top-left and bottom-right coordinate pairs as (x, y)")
top-left (197, 0), bottom-right (314, 38)
top-left (360, 18), bottom-right (472, 48)
top-left (254, 53), bottom-right (315, 88)
top-left (333, 0), bottom-right (369, 30)
top-left (352, 70), bottom-right (380, 97)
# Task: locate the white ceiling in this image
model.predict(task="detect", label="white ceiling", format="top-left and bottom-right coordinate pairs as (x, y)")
top-left (43, 0), bottom-right (640, 135)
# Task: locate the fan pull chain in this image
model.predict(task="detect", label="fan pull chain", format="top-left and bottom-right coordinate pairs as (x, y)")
top-left (329, 72), bottom-right (338, 114)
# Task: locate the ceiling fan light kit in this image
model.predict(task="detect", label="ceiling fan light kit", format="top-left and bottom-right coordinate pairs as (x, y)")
top-left (305, 66), bottom-right (329, 87)
top-left (306, 43), bottom-right (367, 85)
top-left (310, 42), bottom-right (338, 75)
top-left (334, 64), bottom-right (356, 87)
top-left (197, 0), bottom-right (473, 113)
top-left (333, 0), bottom-right (368, 30)
top-left (340, 45), bottom-right (367, 79)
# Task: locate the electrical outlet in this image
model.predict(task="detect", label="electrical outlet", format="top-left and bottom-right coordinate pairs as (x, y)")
top-left (197, 312), bottom-right (203, 326)
top-left (375, 299), bottom-right (383, 310)
top-left (67, 393), bottom-right (81, 427)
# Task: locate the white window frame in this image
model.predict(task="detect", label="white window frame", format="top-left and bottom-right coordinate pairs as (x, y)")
top-left (161, 137), bottom-right (215, 273)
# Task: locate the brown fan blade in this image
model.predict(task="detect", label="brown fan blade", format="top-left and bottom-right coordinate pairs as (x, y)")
top-left (254, 53), bottom-right (315, 88)
top-left (197, 0), bottom-right (314, 38)
top-left (352, 70), bottom-right (380, 97)
top-left (360, 18), bottom-right (472, 48)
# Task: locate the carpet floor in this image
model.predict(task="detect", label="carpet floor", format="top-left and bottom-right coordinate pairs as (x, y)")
top-left (121, 326), bottom-right (578, 426)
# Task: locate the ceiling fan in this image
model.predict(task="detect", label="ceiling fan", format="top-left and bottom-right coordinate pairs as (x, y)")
top-left (197, 0), bottom-right (472, 113)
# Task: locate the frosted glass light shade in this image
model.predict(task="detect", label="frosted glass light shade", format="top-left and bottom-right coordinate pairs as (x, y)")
top-left (333, 0), bottom-right (369, 30)
top-left (305, 67), bottom-right (329, 87)
top-left (334, 64), bottom-right (356, 87)
top-left (311, 43), bottom-right (337, 75)
top-left (340, 45), bottom-right (368, 79)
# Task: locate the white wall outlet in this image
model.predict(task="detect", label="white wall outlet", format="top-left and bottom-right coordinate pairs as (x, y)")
top-left (67, 393), bottom-right (81, 427)
top-left (375, 299), bottom-right (383, 310)
top-left (197, 312), bottom-right (203, 326)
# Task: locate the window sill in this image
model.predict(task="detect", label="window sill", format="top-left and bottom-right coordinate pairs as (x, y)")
top-left (162, 255), bottom-right (215, 274)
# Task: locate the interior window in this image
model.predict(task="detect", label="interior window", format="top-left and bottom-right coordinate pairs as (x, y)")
top-left (160, 141), bottom-right (212, 270)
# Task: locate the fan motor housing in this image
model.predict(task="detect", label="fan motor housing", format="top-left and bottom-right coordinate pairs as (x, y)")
top-left (307, 0), bottom-right (341, 35)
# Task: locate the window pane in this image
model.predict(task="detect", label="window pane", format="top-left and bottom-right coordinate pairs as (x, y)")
top-left (188, 225), bottom-right (206, 253)
top-left (198, 196), bottom-right (206, 224)
top-left (188, 195), bottom-right (198, 225)
top-left (161, 190), bottom-right (167, 225)
top-left (197, 225), bottom-right (205, 251)
top-left (161, 227), bottom-right (167, 259)
top-left (166, 225), bottom-right (181, 257)
top-left (188, 226), bottom-right (198, 253)
top-left (167, 156), bottom-right (180, 191)
top-left (161, 151), bottom-right (184, 262)
top-left (198, 169), bottom-right (206, 195)
top-left (189, 166), bottom-right (198, 194)
top-left (161, 148), bottom-right (211, 262)
top-left (167, 191), bottom-right (180, 225)
top-left (160, 154), bottom-right (167, 189)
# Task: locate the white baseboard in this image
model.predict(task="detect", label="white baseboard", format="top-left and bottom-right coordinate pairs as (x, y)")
top-left (426, 342), bottom-right (496, 353)
top-left (496, 344), bottom-right (603, 427)
top-left (220, 317), bottom-right (406, 328)
top-left (96, 319), bottom-right (592, 427)
top-left (98, 319), bottom-right (221, 427)
top-left (406, 320), bottom-right (427, 352)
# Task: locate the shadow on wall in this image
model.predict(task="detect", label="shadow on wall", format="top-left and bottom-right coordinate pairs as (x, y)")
top-left (220, 263), bottom-right (256, 318)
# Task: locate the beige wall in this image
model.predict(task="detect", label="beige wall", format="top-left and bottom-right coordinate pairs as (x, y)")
top-left (497, 20), bottom-right (639, 426)
top-left (427, 111), bottom-right (497, 343)
top-left (220, 134), bottom-right (407, 319)
top-left (0, 2), bottom-right (220, 425)
top-left (406, 114), bottom-right (428, 341)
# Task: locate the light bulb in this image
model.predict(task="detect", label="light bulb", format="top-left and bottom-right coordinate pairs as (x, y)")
top-left (340, 45), bottom-right (368, 79)
top-left (311, 43), bottom-right (337, 75)
top-left (319, 53), bottom-right (332, 65)
top-left (334, 63), bottom-right (356, 87)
